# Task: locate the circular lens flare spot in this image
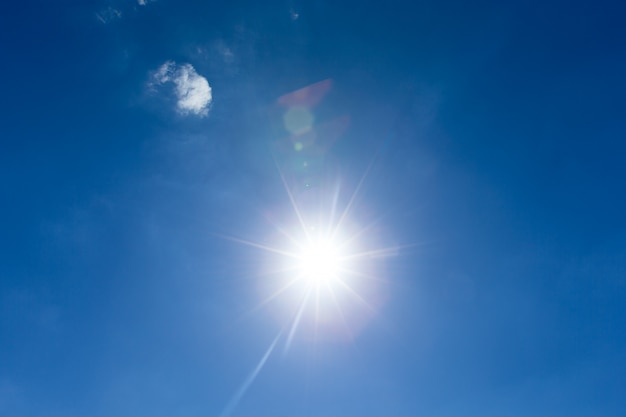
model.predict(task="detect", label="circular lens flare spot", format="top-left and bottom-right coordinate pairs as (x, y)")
top-left (284, 106), bottom-right (314, 135)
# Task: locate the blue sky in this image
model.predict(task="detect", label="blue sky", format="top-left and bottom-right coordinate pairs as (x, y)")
top-left (1, 0), bottom-right (625, 416)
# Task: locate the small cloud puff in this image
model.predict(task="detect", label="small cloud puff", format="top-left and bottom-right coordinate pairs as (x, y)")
top-left (151, 61), bottom-right (213, 117)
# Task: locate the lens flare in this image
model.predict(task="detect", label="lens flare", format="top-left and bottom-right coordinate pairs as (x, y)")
top-left (215, 80), bottom-right (418, 417)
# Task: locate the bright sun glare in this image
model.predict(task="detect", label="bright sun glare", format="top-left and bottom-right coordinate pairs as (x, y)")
top-left (215, 81), bottom-right (407, 417)
top-left (296, 239), bottom-right (343, 286)
top-left (215, 157), bottom-right (403, 417)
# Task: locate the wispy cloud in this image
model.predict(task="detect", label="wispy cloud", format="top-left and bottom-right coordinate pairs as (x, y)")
top-left (214, 40), bottom-right (235, 64)
top-left (95, 0), bottom-right (153, 23)
top-left (150, 61), bottom-right (213, 117)
top-left (95, 7), bottom-right (122, 24)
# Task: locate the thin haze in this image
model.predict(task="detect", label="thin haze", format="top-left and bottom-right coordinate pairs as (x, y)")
top-left (1, 1), bottom-right (625, 417)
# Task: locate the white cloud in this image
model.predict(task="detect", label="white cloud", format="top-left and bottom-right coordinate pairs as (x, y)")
top-left (153, 60), bottom-right (174, 83)
top-left (215, 41), bottom-right (235, 64)
top-left (150, 61), bottom-right (213, 117)
top-left (173, 64), bottom-right (213, 116)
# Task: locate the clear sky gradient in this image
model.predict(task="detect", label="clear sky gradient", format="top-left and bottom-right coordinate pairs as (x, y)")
top-left (1, 1), bottom-right (625, 416)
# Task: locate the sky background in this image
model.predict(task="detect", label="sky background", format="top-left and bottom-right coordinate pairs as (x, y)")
top-left (1, 0), bottom-right (626, 416)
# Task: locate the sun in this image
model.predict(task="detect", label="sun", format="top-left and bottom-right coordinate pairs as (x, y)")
top-left (296, 238), bottom-right (344, 287)
top-left (216, 155), bottom-right (403, 348)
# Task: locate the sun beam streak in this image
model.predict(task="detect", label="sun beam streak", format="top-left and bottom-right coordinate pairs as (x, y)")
top-left (219, 331), bottom-right (283, 417)
top-left (328, 182), bottom-right (341, 235)
top-left (273, 154), bottom-right (313, 243)
top-left (213, 233), bottom-right (299, 258)
top-left (335, 278), bottom-right (376, 312)
top-left (327, 285), bottom-right (353, 340)
top-left (249, 275), bottom-right (303, 315)
top-left (263, 217), bottom-right (307, 251)
top-left (331, 156), bottom-right (377, 240)
top-left (340, 244), bottom-right (414, 261)
top-left (335, 212), bottom-right (389, 250)
top-left (284, 286), bottom-right (312, 352)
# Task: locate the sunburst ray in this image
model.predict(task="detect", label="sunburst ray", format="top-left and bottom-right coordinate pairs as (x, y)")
top-left (284, 286), bottom-right (313, 352)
